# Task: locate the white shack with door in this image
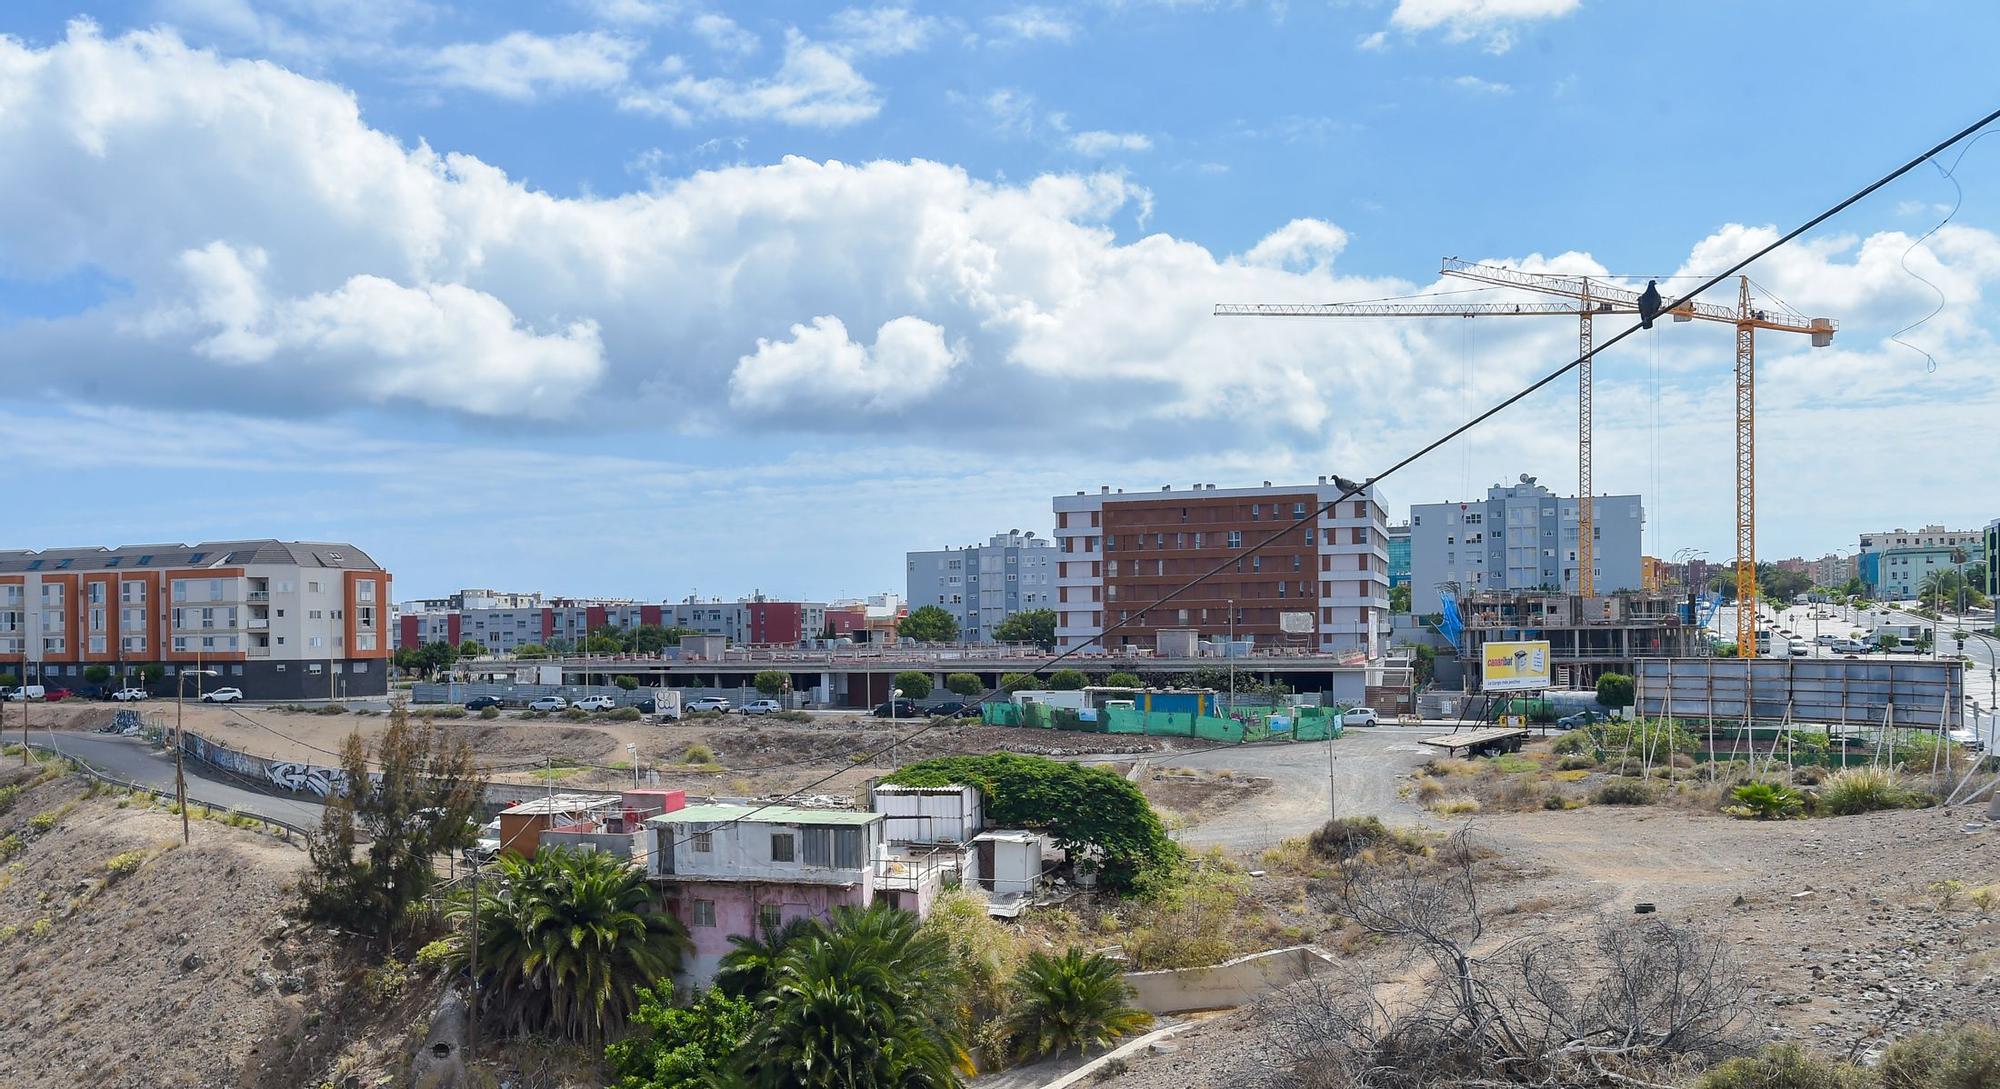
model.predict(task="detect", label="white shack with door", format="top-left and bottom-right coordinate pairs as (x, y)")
top-left (869, 783), bottom-right (984, 846)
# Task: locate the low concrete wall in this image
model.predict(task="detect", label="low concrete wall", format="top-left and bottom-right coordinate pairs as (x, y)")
top-left (1122, 944), bottom-right (1334, 1015)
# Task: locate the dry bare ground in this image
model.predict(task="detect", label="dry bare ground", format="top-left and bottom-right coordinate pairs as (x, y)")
top-left (0, 760), bottom-right (338, 1089)
top-left (1092, 803), bottom-right (2000, 1089)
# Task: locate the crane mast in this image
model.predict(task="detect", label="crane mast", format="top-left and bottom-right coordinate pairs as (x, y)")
top-left (1219, 258), bottom-right (1837, 660)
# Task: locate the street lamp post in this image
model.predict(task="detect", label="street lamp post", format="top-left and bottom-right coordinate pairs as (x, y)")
top-left (174, 667), bottom-right (220, 846)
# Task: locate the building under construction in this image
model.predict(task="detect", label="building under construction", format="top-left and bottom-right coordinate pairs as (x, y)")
top-left (1455, 589), bottom-right (1698, 690)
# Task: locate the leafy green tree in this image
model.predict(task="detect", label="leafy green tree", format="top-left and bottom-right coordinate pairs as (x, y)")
top-left (945, 672), bottom-right (984, 697)
top-left (893, 670), bottom-right (934, 700)
top-left (1595, 672), bottom-right (1635, 713)
top-left (141, 664), bottom-right (165, 683)
top-left (993, 608), bottom-right (1057, 650)
top-left (83, 665), bottom-right (111, 688)
top-left (716, 916), bottom-right (823, 1000)
top-left (0, 672), bottom-right (18, 689)
top-left (1388, 584), bottom-right (1412, 613)
top-left (1756, 564), bottom-right (1812, 604)
top-left (591, 625), bottom-right (634, 652)
top-left (453, 846), bottom-right (687, 1043)
top-left (513, 643), bottom-right (549, 659)
top-left (921, 888), bottom-right (1027, 1066)
top-left (1879, 632), bottom-right (1902, 653)
top-left (585, 633), bottom-right (626, 655)
top-left (738, 905), bottom-right (970, 1088)
top-left (1047, 669), bottom-right (1087, 691)
top-left (898, 604), bottom-right (961, 643)
top-left (999, 672), bottom-right (1036, 693)
top-left (459, 639), bottom-right (487, 657)
top-left (626, 625), bottom-right (682, 655)
top-left (1103, 672), bottom-right (1142, 689)
top-left (885, 753), bottom-right (1179, 893)
top-left (752, 670), bottom-right (790, 696)
top-left (1004, 948), bottom-right (1153, 1060)
top-left (1408, 644), bottom-right (1436, 686)
top-left (298, 706), bottom-right (484, 939)
top-left (614, 675), bottom-right (640, 691)
top-left (607, 986), bottom-right (755, 1089)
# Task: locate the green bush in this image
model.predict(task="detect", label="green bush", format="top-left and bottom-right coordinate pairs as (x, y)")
top-left (683, 744), bottom-right (716, 765)
top-left (1697, 1044), bottom-right (1872, 1089)
top-left (414, 937), bottom-right (458, 971)
top-left (362, 956), bottom-right (409, 1001)
top-left (1591, 781), bottom-right (1656, 806)
top-left (1103, 671), bottom-right (1142, 689)
top-left (1557, 754), bottom-right (1596, 771)
top-left (1551, 729), bottom-right (1594, 755)
top-left (27, 811), bottom-right (58, 833)
top-left (479, 706), bottom-right (501, 720)
top-left (1817, 767), bottom-right (1909, 816)
top-left (944, 672), bottom-right (984, 697)
top-left (1730, 781), bottom-right (1805, 820)
top-left (999, 672), bottom-right (1036, 693)
top-left (1878, 1023), bottom-right (2000, 1089)
top-left (885, 753), bottom-right (1178, 893)
top-left (891, 670), bottom-right (934, 700)
top-left (0, 834), bottom-right (23, 862)
top-left (104, 850), bottom-right (147, 878)
top-left (1047, 669), bottom-right (1088, 691)
top-left (614, 675), bottom-right (640, 691)
top-left (563, 708), bottom-right (589, 721)
top-left (609, 707), bottom-right (643, 722)
top-left (315, 703), bottom-right (346, 715)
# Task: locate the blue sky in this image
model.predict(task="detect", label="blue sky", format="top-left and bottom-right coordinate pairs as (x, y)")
top-left (2, 1), bottom-right (1998, 603)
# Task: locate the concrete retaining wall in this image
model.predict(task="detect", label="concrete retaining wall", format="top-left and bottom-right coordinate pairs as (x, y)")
top-left (1123, 945), bottom-right (1334, 1015)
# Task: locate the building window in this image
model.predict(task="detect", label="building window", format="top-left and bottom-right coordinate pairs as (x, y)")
top-left (1227, 531), bottom-right (1243, 548)
top-left (770, 833), bottom-right (795, 862)
top-left (692, 831), bottom-right (713, 853)
top-left (758, 904), bottom-right (783, 932)
top-left (691, 900), bottom-right (717, 927)
top-left (801, 826), bottom-right (832, 867)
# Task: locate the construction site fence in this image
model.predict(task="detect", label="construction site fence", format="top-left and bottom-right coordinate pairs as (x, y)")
top-left (980, 702), bottom-right (1345, 743)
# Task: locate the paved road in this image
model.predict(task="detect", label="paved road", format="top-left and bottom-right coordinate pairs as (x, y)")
top-left (25, 728), bottom-right (330, 831)
top-left (1083, 725), bottom-right (1460, 852)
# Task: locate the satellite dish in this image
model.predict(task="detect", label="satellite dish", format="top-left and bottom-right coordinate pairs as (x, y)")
top-left (1519, 473), bottom-right (1531, 483)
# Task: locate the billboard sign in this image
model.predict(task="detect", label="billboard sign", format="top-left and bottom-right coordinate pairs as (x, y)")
top-left (1482, 640), bottom-right (1552, 693)
top-left (1279, 611), bottom-right (1315, 635)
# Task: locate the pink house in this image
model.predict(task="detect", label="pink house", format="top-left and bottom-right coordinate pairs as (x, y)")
top-left (645, 803), bottom-right (893, 987)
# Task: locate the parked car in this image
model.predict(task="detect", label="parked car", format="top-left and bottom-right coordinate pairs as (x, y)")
top-left (528, 695), bottom-right (568, 712)
top-left (1948, 727), bottom-right (1987, 754)
top-left (573, 695), bottom-right (616, 712)
top-left (740, 699), bottom-right (784, 715)
top-left (686, 696), bottom-right (732, 713)
top-left (5, 685), bottom-right (45, 702)
top-left (872, 699), bottom-right (924, 718)
top-left (927, 700), bottom-right (971, 718)
top-left (635, 696), bottom-right (680, 718)
top-left (44, 688), bottom-right (74, 701)
top-left (200, 687), bottom-right (244, 703)
top-left (464, 695), bottom-right (506, 711)
top-left (1788, 644), bottom-right (1810, 657)
top-left (1341, 706), bottom-right (1380, 727)
top-left (1556, 708), bottom-right (1608, 728)
top-left (112, 688), bottom-right (150, 702)
top-left (1815, 634), bottom-right (1841, 646)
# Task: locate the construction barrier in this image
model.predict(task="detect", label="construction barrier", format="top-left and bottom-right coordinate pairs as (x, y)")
top-left (982, 701), bottom-right (1343, 745)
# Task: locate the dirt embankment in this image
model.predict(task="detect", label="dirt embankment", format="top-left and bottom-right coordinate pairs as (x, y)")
top-left (0, 761), bottom-right (341, 1088)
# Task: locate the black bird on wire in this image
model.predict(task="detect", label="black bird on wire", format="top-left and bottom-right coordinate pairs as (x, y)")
top-left (1637, 279), bottom-right (1662, 329)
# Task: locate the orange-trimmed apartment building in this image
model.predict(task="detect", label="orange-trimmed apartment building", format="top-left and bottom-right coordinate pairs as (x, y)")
top-left (0, 540), bottom-right (389, 700)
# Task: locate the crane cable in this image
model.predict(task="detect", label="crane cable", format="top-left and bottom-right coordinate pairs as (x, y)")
top-left (652, 104), bottom-right (2000, 851)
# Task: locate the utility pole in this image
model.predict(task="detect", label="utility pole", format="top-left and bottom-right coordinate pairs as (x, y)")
top-left (467, 857), bottom-right (480, 1069)
top-left (1227, 598), bottom-right (1235, 712)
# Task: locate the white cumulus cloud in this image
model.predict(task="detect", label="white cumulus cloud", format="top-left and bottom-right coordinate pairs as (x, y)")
top-left (827, 6), bottom-right (940, 57)
top-left (427, 31), bottom-right (642, 101)
top-left (623, 29), bottom-right (880, 126)
top-left (690, 12), bottom-right (759, 55)
top-left (986, 7), bottom-right (1078, 44)
top-left (730, 315), bottom-right (960, 412)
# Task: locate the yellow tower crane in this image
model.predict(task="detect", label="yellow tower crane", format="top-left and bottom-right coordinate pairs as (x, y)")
top-left (1218, 258), bottom-right (1836, 657)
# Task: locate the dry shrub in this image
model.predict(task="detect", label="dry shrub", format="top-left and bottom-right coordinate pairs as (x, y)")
top-left (1415, 778), bottom-right (1445, 803)
top-left (1877, 1022), bottom-right (2000, 1089)
top-left (1425, 758), bottom-right (1480, 778)
top-left (1592, 780), bottom-right (1656, 806)
top-left (1429, 796), bottom-right (1480, 816)
top-left (1552, 769), bottom-right (1590, 783)
top-left (1492, 777), bottom-right (1547, 811)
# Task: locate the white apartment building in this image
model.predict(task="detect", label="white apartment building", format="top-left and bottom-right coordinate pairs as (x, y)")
top-left (0, 540), bottom-right (390, 700)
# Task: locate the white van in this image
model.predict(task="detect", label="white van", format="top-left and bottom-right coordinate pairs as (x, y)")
top-left (5, 685), bottom-right (45, 702)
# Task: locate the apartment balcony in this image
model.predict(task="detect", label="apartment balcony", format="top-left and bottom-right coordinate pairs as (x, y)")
top-left (246, 618), bottom-right (269, 630)
top-left (247, 590), bottom-right (270, 603)
top-left (246, 645), bottom-right (270, 658)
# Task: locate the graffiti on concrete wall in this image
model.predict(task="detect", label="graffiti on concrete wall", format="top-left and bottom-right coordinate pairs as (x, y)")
top-left (265, 761), bottom-right (350, 797)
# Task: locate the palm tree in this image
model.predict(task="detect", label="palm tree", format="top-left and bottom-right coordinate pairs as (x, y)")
top-left (716, 914), bottom-right (824, 999)
top-left (1003, 948), bottom-right (1154, 1061)
top-left (739, 904), bottom-right (971, 1088)
top-left (453, 846), bottom-right (687, 1043)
